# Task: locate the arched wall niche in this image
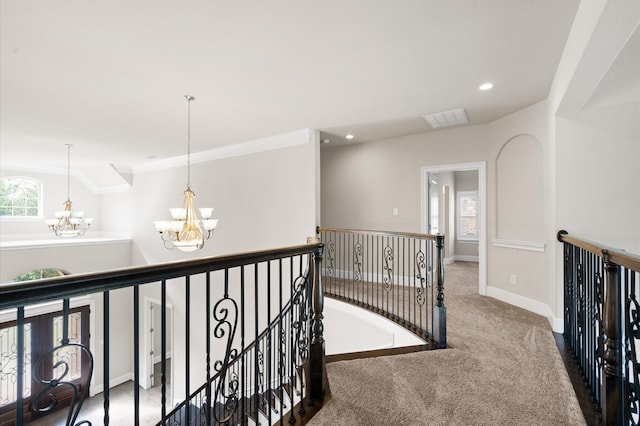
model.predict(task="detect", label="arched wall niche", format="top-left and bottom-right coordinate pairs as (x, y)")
top-left (495, 134), bottom-right (544, 243)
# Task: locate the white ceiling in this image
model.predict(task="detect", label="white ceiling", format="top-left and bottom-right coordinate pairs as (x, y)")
top-left (1, 1), bottom-right (580, 180)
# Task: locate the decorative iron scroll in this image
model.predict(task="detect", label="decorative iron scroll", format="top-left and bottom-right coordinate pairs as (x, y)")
top-left (292, 275), bottom-right (310, 364)
top-left (278, 325), bottom-right (287, 379)
top-left (626, 277), bottom-right (640, 425)
top-left (353, 242), bottom-right (363, 282)
top-left (415, 250), bottom-right (426, 306)
top-left (576, 262), bottom-right (584, 341)
top-left (212, 296), bottom-right (239, 424)
top-left (32, 342), bottom-right (94, 426)
top-left (326, 239), bottom-right (335, 278)
top-left (595, 272), bottom-right (605, 363)
top-left (383, 244), bottom-right (393, 292)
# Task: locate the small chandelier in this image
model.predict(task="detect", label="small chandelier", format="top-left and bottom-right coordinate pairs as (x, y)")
top-left (45, 144), bottom-right (94, 237)
top-left (153, 95), bottom-right (218, 252)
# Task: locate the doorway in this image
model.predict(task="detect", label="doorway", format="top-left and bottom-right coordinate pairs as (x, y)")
top-left (421, 162), bottom-right (487, 295)
top-left (142, 298), bottom-right (172, 405)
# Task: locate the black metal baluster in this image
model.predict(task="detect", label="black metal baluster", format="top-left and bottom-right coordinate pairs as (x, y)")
top-left (279, 258), bottom-right (285, 425)
top-left (267, 260), bottom-right (272, 425)
top-left (161, 280), bottom-right (167, 422)
top-left (367, 233), bottom-right (371, 308)
top-left (376, 234), bottom-right (380, 313)
top-left (134, 285), bottom-right (140, 426)
top-left (254, 263), bottom-right (259, 424)
top-left (104, 291), bottom-right (110, 425)
top-left (206, 272), bottom-right (212, 426)
top-left (288, 256), bottom-right (297, 424)
top-left (297, 254), bottom-right (306, 417)
top-left (185, 275), bottom-right (191, 426)
top-left (239, 266), bottom-right (246, 425)
top-left (16, 306), bottom-right (24, 426)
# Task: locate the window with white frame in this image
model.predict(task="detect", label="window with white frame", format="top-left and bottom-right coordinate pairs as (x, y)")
top-left (0, 176), bottom-right (43, 218)
top-left (457, 190), bottom-right (478, 241)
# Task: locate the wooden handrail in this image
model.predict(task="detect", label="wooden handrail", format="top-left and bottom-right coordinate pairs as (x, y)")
top-left (0, 242), bottom-right (321, 310)
top-left (316, 226), bottom-right (439, 241)
top-left (557, 230), bottom-right (640, 272)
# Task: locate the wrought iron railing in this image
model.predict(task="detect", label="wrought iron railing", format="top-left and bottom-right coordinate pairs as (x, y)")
top-left (0, 242), bottom-right (326, 426)
top-left (316, 227), bottom-right (446, 348)
top-left (558, 230), bottom-right (640, 425)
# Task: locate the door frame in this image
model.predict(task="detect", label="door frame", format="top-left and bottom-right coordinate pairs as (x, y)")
top-left (421, 161), bottom-right (487, 295)
top-left (142, 297), bottom-right (173, 400)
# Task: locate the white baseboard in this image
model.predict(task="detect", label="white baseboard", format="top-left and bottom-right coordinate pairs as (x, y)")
top-left (92, 372), bottom-right (132, 395)
top-left (485, 285), bottom-right (562, 333)
top-left (453, 255), bottom-right (479, 262)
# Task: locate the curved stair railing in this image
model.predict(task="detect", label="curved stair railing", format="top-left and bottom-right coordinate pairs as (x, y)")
top-left (316, 227), bottom-right (446, 349)
top-left (164, 269), bottom-right (315, 425)
top-left (558, 230), bottom-right (640, 425)
top-left (0, 242), bottom-right (326, 426)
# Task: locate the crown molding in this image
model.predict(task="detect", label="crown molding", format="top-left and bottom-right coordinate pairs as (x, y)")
top-left (131, 128), bottom-right (314, 174)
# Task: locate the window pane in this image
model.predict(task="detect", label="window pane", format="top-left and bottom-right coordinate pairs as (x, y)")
top-left (457, 191), bottom-right (478, 240)
top-left (0, 176), bottom-right (42, 218)
top-left (0, 323), bottom-right (32, 407)
top-left (52, 313), bottom-right (83, 382)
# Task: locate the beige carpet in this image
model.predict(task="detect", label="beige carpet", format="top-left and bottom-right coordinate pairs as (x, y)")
top-left (308, 262), bottom-right (586, 426)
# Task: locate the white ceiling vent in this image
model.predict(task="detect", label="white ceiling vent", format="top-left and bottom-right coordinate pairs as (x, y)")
top-left (422, 108), bottom-right (469, 128)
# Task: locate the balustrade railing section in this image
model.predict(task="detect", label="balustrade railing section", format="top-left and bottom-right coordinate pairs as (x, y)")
top-left (558, 230), bottom-right (640, 425)
top-left (0, 242), bottom-right (326, 426)
top-left (316, 227), bottom-right (446, 348)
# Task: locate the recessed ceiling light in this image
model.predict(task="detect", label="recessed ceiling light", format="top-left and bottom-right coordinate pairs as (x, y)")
top-left (479, 82), bottom-right (494, 91)
top-left (322, 139), bottom-right (331, 144)
top-left (345, 134), bottom-right (354, 140)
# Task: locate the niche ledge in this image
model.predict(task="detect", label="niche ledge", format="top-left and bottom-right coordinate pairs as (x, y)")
top-left (492, 238), bottom-right (546, 252)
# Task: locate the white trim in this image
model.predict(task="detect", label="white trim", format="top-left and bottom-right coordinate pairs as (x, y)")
top-left (485, 285), bottom-right (562, 333)
top-left (421, 161), bottom-right (487, 296)
top-left (92, 372), bottom-right (132, 395)
top-left (452, 255), bottom-right (479, 262)
top-left (0, 165), bottom-right (130, 194)
top-left (492, 238), bottom-right (546, 252)
top-left (0, 234), bottom-right (132, 250)
top-left (142, 297), bottom-right (173, 396)
top-left (132, 128), bottom-right (313, 174)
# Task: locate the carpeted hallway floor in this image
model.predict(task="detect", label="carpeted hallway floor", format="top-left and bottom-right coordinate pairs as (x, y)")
top-left (307, 262), bottom-right (586, 426)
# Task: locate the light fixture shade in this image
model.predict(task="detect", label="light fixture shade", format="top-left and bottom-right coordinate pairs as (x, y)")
top-left (170, 208), bottom-right (187, 220)
top-left (201, 219), bottom-right (218, 231)
top-left (199, 207), bottom-right (214, 219)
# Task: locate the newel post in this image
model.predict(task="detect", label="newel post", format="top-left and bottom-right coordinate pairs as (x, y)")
top-left (308, 240), bottom-right (327, 405)
top-left (434, 234), bottom-right (446, 348)
top-left (602, 249), bottom-right (623, 425)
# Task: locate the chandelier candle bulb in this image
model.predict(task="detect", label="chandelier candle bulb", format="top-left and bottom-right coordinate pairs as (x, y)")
top-left (154, 95), bottom-right (218, 251)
